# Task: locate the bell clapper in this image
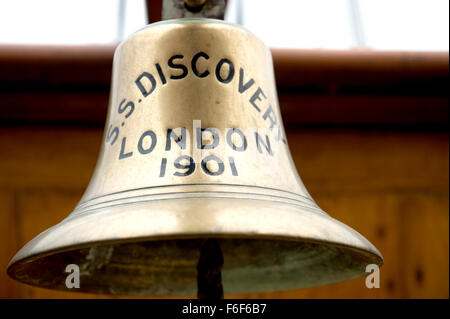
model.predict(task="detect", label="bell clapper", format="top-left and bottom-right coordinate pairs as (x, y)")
top-left (163, 0), bottom-right (226, 20)
top-left (197, 238), bottom-right (224, 299)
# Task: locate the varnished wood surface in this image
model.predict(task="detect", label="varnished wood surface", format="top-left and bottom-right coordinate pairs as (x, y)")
top-left (0, 127), bottom-right (447, 298)
top-left (0, 45), bottom-right (447, 127)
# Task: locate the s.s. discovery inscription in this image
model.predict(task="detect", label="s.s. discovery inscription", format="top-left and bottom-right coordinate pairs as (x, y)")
top-left (104, 51), bottom-right (287, 178)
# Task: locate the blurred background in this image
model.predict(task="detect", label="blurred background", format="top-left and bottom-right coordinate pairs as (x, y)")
top-left (0, 0), bottom-right (448, 298)
top-left (0, 0), bottom-right (448, 50)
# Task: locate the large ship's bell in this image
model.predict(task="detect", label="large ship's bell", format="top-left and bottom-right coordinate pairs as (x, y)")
top-left (7, 0), bottom-right (382, 297)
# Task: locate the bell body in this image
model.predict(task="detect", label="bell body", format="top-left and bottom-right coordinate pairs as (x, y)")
top-left (8, 19), bottom-right (382, 295)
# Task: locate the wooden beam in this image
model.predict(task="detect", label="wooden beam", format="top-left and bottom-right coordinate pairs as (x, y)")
top-left (0, 45), bottom-right (448, 127)
top-left (0, 45), bottom-right (115, 87)
top-left (272, 49), bottom-right (449, 90)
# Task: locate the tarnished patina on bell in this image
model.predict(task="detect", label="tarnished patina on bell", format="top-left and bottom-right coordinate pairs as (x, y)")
top-left (8, 19), bottom-right (382, 296)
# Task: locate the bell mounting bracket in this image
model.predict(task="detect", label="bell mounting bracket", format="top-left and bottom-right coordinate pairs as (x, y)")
top-left (162, 0), bottom-right (227, 20)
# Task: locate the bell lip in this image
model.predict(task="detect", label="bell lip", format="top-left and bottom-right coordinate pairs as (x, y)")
top-left (8, 233), bottom-right (383, 271)
top-left (7, 198), bottom-right (383, 295)
top-left (7, 198), bottom-right (383, 265)
top-left (7, 234), bottom-right (383, 296)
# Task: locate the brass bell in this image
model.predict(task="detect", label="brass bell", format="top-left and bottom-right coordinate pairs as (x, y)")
top-left (7, 18), bottom-right (382, 296)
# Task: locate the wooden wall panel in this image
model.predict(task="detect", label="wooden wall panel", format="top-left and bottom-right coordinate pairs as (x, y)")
top-left (0, 127), bottom-right (448, 298)
top-left (0, 128), bottom-right (102, 190)
top-left (401, 194), bottom-right (449, 298)
top-left (0, 191), bottom-right (20, 298)
top-left (287, 130), bottom-right (449, 193)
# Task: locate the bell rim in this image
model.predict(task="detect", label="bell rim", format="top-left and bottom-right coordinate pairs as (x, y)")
top-left (8, 231), bottom-right (383, 273)
top-left (8, 197), bottom-right (383, 265)
top-left (7, 235), bottom-right (382, 296)
top-left (7, 198), bottom-right (382, 295)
